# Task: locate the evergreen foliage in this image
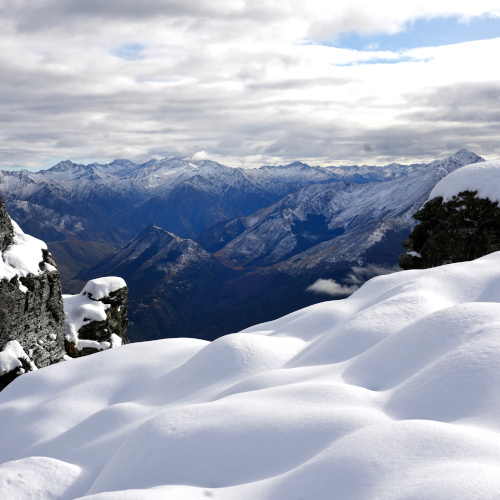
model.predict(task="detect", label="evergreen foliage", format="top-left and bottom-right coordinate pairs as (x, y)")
top-left (400, 190), bottom-right (500, 269)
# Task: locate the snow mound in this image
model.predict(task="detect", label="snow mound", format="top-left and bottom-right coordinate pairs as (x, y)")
top-left (429, 159), bottom-right (500, 203)
top-left (3, 253), bottom-right (500, 498)
top-left (82, 277), bottom-right (126, 300)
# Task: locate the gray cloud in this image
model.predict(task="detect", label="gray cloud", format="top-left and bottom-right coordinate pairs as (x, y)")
top-left (1, 0), bottom-right (282, 35)
top-left (403, 82), bottom-right (500, 124)
top-left (0, 3), bottom-right (499, 169)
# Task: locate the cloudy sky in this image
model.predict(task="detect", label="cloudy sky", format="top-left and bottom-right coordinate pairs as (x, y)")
top-left (1, 0), bottom-right (499, 170)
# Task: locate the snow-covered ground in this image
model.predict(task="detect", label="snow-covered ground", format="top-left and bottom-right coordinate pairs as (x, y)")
top-left (429, 159), bottom-right (500, 203)
top-left (2, 253), bottom-right (500, 499)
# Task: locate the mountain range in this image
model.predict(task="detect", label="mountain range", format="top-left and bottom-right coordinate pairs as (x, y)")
top-left (0, 149), bottom-right (484, 340)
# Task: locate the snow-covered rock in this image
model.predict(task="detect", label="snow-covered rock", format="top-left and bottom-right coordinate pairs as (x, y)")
top-left (0, 196), bottom-right (65, 389)
top-left (64, 278), bottom-right (129, 357)
top-left (2, 252), bottom-right (500, 498)
top-left (82, 277), bottom-right (127, 301)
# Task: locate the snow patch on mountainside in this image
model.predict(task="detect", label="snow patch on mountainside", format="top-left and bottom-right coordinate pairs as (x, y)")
top-left (2, 252), bottom-right (500, 498)
top-left (430, 159), bottom-right (500, 203)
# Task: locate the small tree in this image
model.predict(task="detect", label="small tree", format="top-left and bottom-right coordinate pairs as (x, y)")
top-left (399, 190), bottom-right (500, 270)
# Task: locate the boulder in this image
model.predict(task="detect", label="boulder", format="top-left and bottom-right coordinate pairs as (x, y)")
top-left (64, 277), bottom-right (129, 357)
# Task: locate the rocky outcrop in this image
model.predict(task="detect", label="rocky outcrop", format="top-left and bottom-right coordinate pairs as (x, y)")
top-left (0, 197), bottom-right (66, 390)
top-left (64, 277), bottom-right (129, 358)
top-left (0, 196), bottom-right (129, 390)
top-left (0, 196), bottom-right (14, 249)
top-left (400, 190), bottom-right (500, 270)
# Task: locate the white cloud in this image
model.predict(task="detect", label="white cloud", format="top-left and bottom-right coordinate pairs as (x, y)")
top-left (191, 150), bottom-right (210, 161)
top-left (0, 1), bottom-right (499, 169)
top-left (307, 264), bottom-right (400, 296)
top-left (306, 279), bottom-right (359, 296)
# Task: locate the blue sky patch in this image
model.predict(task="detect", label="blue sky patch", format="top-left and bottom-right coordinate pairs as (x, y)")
top-left (333, 15), bottom-right (500, 52)
top-left (112, 43), bottom-right (146, 61)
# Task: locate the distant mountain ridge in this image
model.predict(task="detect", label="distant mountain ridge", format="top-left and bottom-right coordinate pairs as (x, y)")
top-left (72, 149), bottom-right (484, 340)
top-left (0, 153), bottom-right (455, 251)
top-left (204, 149), bottom-right (483, 271)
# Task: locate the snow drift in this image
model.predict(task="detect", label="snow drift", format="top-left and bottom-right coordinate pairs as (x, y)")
top-left (2, 253), bottom-right (500, 498)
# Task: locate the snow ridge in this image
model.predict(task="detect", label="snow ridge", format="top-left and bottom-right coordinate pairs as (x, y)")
top-left (430, 159), bottom-right (500, 203)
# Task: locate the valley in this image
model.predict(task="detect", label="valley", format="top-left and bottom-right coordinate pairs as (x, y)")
top-left (0, 149), bottom-right (484, 341)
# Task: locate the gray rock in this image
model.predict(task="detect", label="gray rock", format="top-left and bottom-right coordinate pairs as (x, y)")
top-left (0, 197), bottom-right (66, 390)
top-left (0, 196), bottom-right (14, 250)
top-left (0, 197), bottom-right (130, 390)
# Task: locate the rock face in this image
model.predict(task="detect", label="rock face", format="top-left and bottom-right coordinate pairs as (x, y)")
top-left (64, 277), bottom-right (129, 358)
top-left (399, 191), bottom-right (500, 270)
top-left (0, 196), bottom-right (14, 249)
top-left (0, 196), bottom-right (129, 390)
top-left (0, 197), bottom-right (66, 390)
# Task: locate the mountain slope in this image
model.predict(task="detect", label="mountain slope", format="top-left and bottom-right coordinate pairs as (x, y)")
top-left (213, 149), bottom-right (484, 271)
top-left (2, 252), bottom-right (500, 498)
top-left (76, 224), bottom-right (238, 340)
top-left (76, 150), bottom-right (485, 340)
top-left (47, 240), bottom-right (117, 284)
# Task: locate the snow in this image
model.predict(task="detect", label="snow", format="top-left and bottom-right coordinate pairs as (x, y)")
top-left (63, 293), bottom-right (109, 347)
top-left (407, 250), bottom-right (422, 257)
top-left (3, 253), bottom-right (500, 497)
top-left (0, 457), bottom-right (82, 500)
top-left (82, 277), bottom-right (126, 300)
top-left (0, 219), bottom-right (47, 290)
top-left (429, 159), bottom-right (500, 203)
top-left (75, 339), bottom-right (111, 351)
top-left (63, 278), bottom-right (126, 351)
top-left (110, 333), bottom-right (122, 347)
top-left (0, 340), bottom-right (35, 375)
